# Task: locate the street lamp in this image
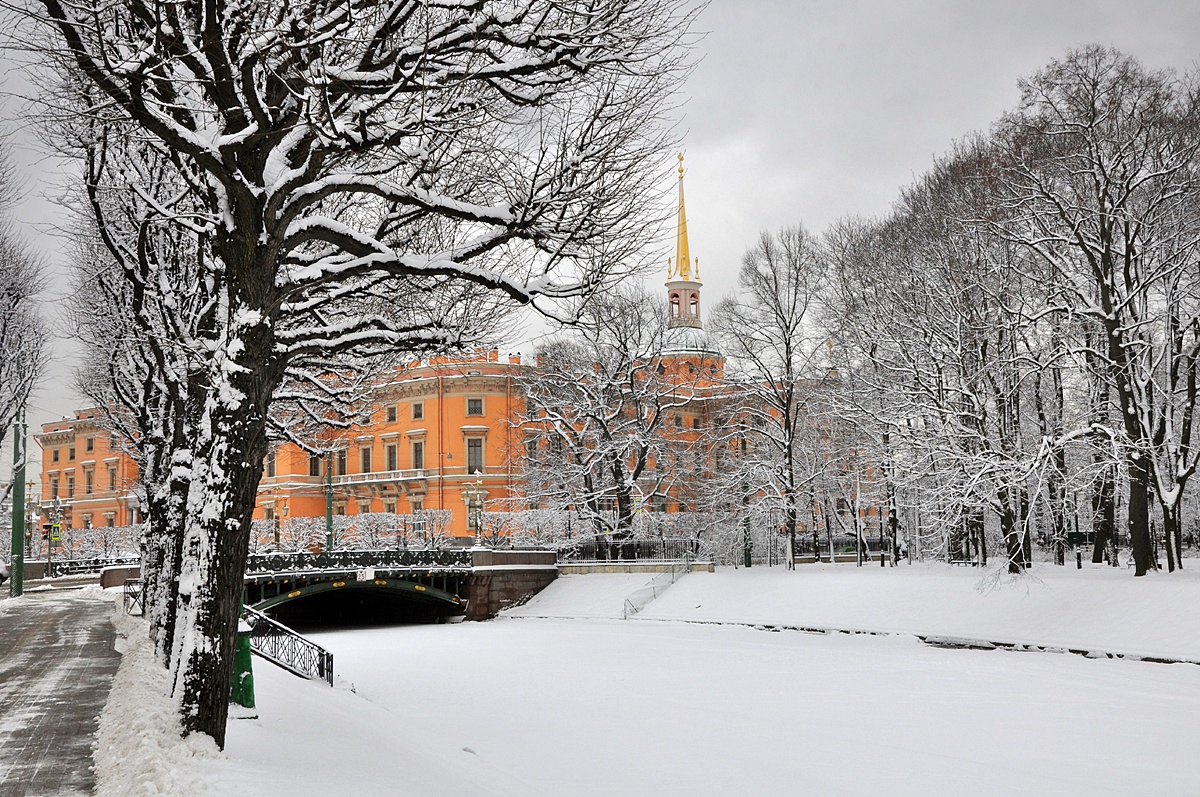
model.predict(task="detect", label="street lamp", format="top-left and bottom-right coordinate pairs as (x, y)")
top-left (466, 478), bottom-right (486, 544)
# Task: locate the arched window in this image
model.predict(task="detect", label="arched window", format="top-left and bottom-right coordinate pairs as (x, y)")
top-left (689, 293), bottom-right (699, 317)
top-left (669, 293), bottom-right (681, 317)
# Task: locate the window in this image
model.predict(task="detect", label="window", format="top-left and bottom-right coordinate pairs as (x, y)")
top-left (412, 441), bottom-right (424, 471)
top-left (84, 468), bottom-right (94, 495)
top-left (49, 474), bottom-right (59, 499)
top-left (66, 474), bottom-right (75, 497)
top-left (525, 438), bottom-right (537, 461)
top-left (385, 443), bottom-right (398, 472)
top-left (52, 449), bottom-right (59, 463)
top-left (360, 447), bottom-right (372, 473)
top-left (467, 438), bottom-right (484, 474)
top-left (334, 502), bottom-right (347, 516)
top-left (68, 447), bottom-right (76, 461)
top-left (466, 398), bottom-right (483, 416)
top-left (336, 450), bottom-right (347, 476)
top-left (411, 498), bottom-right (425, 534)
top-left (308, 453), bottom-right (322, 477)
top-left (383, 498), bottom-right (398, 514)
top-left (263, 506), bottom-right (275, 522)
top-left (104, 515), bottom-right (115, 528)
top-left (85, 437), bottom-right (94, 453)
top-left (107, 464), bottom-right (117, 492)
top-left (674, 415), bottom-right (682, 428)
top-left (412, 402), bottom-right (424, 420)
top-left (81, 513), bottom-right (93, 528)
top-left (386, 405), bottom-right (398, 423)
top-left (692, 416), bottom-right (701, 430)
top-left (357, 498), bottom-right (372, 514)
top-left (265, 450), bottom-right (276, 478)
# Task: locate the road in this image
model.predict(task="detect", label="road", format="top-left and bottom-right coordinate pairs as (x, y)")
top-left (0, 590), bottom-right (120, 797)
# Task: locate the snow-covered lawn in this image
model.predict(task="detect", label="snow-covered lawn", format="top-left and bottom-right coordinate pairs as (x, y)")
top-left (100, 564), bottom-right (1200, 796)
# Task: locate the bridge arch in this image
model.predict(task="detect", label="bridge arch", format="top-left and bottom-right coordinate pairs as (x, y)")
top-left (253, 577), bottom-right (464, 626)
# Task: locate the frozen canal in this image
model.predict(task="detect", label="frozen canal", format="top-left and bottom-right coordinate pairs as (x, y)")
top-left (193, 567), bottom-right (1200, 797)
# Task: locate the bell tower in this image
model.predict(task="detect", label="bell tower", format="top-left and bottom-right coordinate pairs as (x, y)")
top-left (666, 153), bottom-right (702, 330)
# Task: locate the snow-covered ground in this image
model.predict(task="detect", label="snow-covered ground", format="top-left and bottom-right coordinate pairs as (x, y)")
top-left (97, 563), bottom-right (1200, 796)
top-left (517, 562), bottom-right (1200, 660)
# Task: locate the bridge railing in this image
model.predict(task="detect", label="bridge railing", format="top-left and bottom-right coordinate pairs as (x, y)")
top-left (245, 548), bottom-right (472, 575)
top-left (47, 556), bottom-right (141, 578)
top-left (242, 606), bottom-right (334, 686)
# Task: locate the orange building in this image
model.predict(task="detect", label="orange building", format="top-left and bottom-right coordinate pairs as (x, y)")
top-left (254, 351), bottom-right (526, 537)
top-left (35, 409), bottom-right (142, 530)
top-left (35, 154), bottom-right (740, 543)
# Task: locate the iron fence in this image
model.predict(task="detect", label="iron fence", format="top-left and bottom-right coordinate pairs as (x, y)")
top-left (243, 606), bottom-right (334, 686)
top-left (244, 548), bottom-right (471, 574)
top-left (557, 537), bottom-right (704, 563)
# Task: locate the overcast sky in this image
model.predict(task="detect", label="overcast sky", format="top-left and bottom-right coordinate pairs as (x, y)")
top-left (3, 0), bottom-right (1200, 475)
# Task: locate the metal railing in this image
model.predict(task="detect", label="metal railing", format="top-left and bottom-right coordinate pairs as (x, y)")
top-left (245, 548), bottom-right (471, 575)
top-left (123, 578), bottom-right (145, 615)
top-left (242, 606), bottom-right (334, 686)
top-left (623, 556), bottom-right (691, 619)
top-left (48, 555), bottom-right (141, 578)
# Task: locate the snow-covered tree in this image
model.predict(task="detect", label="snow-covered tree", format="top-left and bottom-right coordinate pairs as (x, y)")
top-left (31, 0), bottom-right (698, 746)
top-left (0, 153), bottom-right (48, 497)
top-left (517, 288), bottom-right (707, 538)
top-left (708, 226), bottom-right (832, 562)
top-left (992, 45), bottom-right (1200, 575)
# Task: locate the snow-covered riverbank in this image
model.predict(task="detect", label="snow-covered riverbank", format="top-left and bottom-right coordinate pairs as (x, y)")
top-left (97, 563), bottom-right (1200, 796)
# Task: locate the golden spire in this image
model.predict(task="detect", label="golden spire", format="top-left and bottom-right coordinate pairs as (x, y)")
top-left (669, 152), bottom-right (699, 282)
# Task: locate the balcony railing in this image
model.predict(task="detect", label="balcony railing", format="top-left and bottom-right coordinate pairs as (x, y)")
top-left (331, 468), bottom-right (427, 486)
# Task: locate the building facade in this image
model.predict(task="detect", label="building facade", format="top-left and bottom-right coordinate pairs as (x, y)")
top-left (254, 351), bottom-right (526, 537)
top-left (35, 409), bottom-right (142, 530)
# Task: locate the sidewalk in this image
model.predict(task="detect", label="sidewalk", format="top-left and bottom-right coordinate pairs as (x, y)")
top-left (0, 590), bottom-right (120, 797)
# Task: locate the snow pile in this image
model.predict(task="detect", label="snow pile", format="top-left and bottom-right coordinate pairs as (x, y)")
top-left (94, 597), bottom-right (220, 797)
top-left (0, 593), bottom-right (26, 616)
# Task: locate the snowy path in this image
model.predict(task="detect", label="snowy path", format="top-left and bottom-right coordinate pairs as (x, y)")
top-left (0, 590), bottom-right (119, 797)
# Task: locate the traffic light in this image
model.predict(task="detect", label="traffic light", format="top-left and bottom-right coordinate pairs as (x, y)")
top-left (42, 523), bottom-right (50, 540)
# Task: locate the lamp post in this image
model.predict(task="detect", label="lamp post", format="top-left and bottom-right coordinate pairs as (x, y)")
top-left (9, 408), bottom-right (26, 596)
top-left (466, 478), bottom-right (486, 545)
top-left (739, 423), bottom-right (751, 568)
top-left (324, 450), bottom-right (334, 552)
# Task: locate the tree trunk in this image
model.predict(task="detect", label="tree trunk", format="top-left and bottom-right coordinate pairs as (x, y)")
top-left (997, 489), bottom-right (1022, 574)
top-left (1161, 501), bottom-right (1180, 573)
top-left (1127, 458), bottom-right (1155, 576)
top-left (1091, 460), bottom-right (1117, 565)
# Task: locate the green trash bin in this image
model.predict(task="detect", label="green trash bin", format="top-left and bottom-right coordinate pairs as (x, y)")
top-left (231, 618), bottom-right (255, 709)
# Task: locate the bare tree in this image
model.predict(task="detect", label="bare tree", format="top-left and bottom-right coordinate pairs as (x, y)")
top-left (518, 288), bottom-right (706, 538)
top-left (993, 45), bottom-right (1200, 575)
top-left (708, 226), bottom-right (830, 563)
top-left (0, 151), bottom-right (48, 497)
top-left (27, 0), bottom-right (697, 746)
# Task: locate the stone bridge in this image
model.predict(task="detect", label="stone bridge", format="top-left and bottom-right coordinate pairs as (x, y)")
top-left (100, 548), bottom-right (558, 622)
